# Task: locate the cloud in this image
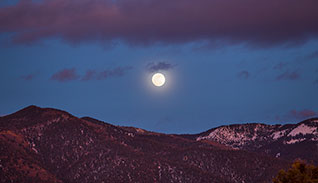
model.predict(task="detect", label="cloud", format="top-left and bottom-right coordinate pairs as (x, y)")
top-left (81, 70), bottom-right (97, 81)
top-left (273, 62), bottom-right (288, 70)
top-left (237, 71), bottom-right (249, 79)
top-left (146, 62), bottom-right (175, 72)
top-left (96, 67), bottom-right (132, 80)
top-left (276, 71), bottom-right (300, 81)
top-left (289, 109), bottom-right (317, 120)
top-left (51, 68), bottom-right (79, 82)
top-left (275, 109), bottom-right (317, 122)
top-left (21, 73), bottom-right (36, 81)
top-left (1, 0), bottom-right (318, 47)
top-left (51, 67), bottom-right (131, 82)
top-left (82, 67), bottom-right (132, 81)
top-left (306, 51), bottom-right (318, 60)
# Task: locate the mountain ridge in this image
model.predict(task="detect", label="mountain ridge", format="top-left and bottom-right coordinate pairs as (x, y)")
top-left (1, 105), bottom-right (317, 183)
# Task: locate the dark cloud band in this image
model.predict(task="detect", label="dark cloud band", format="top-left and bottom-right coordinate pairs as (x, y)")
top-left (1, 0), bottom-right (318, 47)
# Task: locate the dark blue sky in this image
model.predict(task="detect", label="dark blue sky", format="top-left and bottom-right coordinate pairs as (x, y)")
top-left (1, 0), bottom-right (318, 134)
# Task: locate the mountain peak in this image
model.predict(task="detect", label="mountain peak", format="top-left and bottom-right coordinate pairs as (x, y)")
top-left (24, 105), bottom-right (41, 109)
top-left (18, 104), bottom-right (42, 112)
top-left (0, 105), bottom-right (74, 130)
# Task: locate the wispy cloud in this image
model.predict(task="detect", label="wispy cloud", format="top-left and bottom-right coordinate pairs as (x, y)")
top-left (51, 67), bottom-right (132, 82)
top-left (21, 73), bottom-right (37, 81)
top-left (1, 0), bottom-right (318, 47)
top-left (273, 62), bottom-right (288, 70)
top-left (276, 71), bottom-right (300, 81)
top-left (82, 70), bottom-right (97, 81)
top-left (146, 62), bottom-right (175, 72)
top-left (51, 68), bottom-right (79, 82)
top-left (237, 70), bottom-right (249, 79)
top-left (289, 109), bottom-right (317, 120)
top-left (82, 67), bottom-right (132, 81)
top-left (275, 109), bottom-right (317, 122)
top-left (306, 50), bottom-right (318, 60)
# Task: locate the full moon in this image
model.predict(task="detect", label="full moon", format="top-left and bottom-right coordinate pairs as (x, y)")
top-left (152, 73), bottom-right (166, 87)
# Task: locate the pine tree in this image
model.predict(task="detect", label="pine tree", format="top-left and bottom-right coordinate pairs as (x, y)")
top-left (273, 161), bottom-right (318, 183)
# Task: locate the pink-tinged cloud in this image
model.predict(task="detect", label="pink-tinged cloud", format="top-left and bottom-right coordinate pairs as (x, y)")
top-left (273, 62), bottom-right (288, 70)
top-left (82, 67), bottom-right (132, 81)
top-left (1, 0), bottom-right (318, 47)
top-left (306, 51), bottom-right (318, 60)
top-left (289, 109), bottom-right (317, 120)
top-left (276, 71), bottom-right (300, 80)
top-left (51, 68), bottom-right (79, 82)
top-left (276, 109), bottom-right (318, 122)
top-left (82, 70), bottom-right (97, 81)
top-left (21, 73), bottom-right (36, 81)
top-left (237, 71), bottom-right (249, 79)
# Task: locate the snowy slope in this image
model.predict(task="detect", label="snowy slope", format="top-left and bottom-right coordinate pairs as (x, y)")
top-left (197, 118), bottom-right (318, 147)
top-left (195, 118), bottom-right (318, 163)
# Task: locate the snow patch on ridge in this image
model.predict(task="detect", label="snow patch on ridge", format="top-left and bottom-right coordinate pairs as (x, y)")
top-left (196, 124), bottom-right (271, 148)
top-left (285, 138), bottom-right (306, 144)
top-left (196, 127), bottom-right (250, 147)
top-left (287, 124), bottom-right (317, 137)
top-left (272, 129), bottom-right (287, 140)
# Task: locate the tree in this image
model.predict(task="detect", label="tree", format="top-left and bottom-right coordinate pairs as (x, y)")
top-left (273, 161), bottom-right (318, 183)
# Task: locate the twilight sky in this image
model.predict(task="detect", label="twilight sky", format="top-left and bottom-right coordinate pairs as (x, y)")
top-left (0, 0), bottom-right (318, 134)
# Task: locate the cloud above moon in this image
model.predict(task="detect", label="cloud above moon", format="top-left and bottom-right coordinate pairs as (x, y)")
top-left (1, 0), bottom-right (318, 47)
top-left (146, 62), bottom-right (175, 73)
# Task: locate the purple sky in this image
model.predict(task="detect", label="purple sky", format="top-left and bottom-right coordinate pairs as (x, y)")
top-left (0, 0), bottom-right (317, 133)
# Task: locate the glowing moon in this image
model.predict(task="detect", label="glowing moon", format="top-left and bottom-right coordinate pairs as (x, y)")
top-left (152, 73), bottom-right (166, 87)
